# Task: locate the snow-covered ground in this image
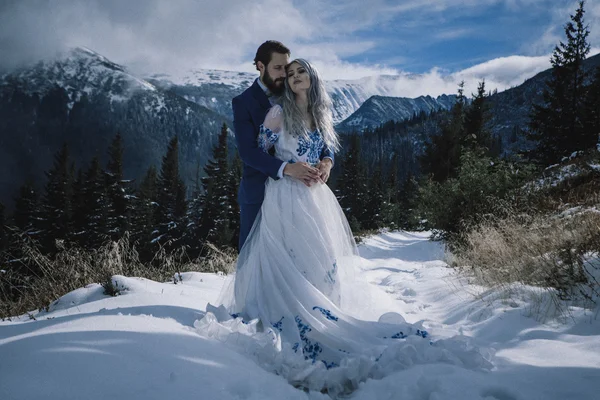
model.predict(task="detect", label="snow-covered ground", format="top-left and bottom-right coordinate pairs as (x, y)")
top-left (1, 231), bottom-right (598, 399)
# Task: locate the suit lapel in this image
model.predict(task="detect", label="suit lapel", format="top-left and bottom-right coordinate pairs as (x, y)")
top-left (250, 79), bottom-right (272, 111)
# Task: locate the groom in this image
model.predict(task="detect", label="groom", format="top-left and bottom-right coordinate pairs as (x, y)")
top-left (232, 40), bottom-right (332, 251)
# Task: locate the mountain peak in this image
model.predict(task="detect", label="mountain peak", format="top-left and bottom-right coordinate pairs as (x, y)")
top-left (65, 47), bottom-right (126, 73)
top-left (0, 46), bottom-right (157, 98)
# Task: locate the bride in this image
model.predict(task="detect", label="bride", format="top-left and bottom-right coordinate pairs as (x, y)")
top-left (196, 59), bottom-right (490, 395)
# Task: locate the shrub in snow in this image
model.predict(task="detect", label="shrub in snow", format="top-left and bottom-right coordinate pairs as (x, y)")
top-left (0, 232), bottom-right (236, 319)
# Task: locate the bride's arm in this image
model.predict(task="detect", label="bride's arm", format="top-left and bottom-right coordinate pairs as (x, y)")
top-left (258, 105), bottom-right (283, 152)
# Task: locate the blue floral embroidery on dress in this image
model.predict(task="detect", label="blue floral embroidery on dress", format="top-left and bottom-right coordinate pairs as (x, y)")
top-left (312, 306), bottom-right (339, 321)
top-left (325, 261), bottom-right (337, 285)
top-left (383, 329), bottom-right (429, 339)
top-left (258, 125), bottom-right (279, 152)
top-left (295, 315), bottom-right (323, 364)
top-left (272, 316), bottom-right (284, 332)
top-left (230, 313), bottom-right (249, 324)
top-left (296, 131), bottom-right (324, 164)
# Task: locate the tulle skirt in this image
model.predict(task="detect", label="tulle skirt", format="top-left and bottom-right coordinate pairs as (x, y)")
top-left (194, 177), bottom-right (492, 395)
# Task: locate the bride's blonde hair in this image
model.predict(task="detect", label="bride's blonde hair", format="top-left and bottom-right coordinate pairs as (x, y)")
top-left (279, 58), bottom-right (340, 151)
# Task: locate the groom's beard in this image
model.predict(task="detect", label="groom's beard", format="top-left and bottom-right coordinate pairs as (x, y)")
top-left (263, 69), bottom-right (285, 96)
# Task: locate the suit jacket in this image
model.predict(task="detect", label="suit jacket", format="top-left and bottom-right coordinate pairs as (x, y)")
top-left (232, 79), bottom-right (335, 205)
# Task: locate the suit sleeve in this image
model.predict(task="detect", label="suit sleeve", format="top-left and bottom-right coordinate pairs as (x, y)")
top-left (321, 144), bottom-right (335, 167)
top-left (233, 97), bottom-right (284, 179)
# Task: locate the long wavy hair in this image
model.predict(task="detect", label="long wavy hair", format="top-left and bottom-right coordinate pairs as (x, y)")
top-left (279, 58), bottom-right (340, 151)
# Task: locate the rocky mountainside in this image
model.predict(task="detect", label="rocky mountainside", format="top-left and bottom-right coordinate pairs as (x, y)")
top-left (0, 47), bottom-right (230, 207)
top-left (3, 46), bottom-right (598, 207)
top-left (335, 94), bottom-right (456, 132)
top-left (148, 71), bottom-right (431, 124)
top-left (336, 52), bottom-right (600, 156)
top-left (486, 52), bottom-right (600, 154)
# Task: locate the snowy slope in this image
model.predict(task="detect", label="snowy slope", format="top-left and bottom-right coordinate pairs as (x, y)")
top-left (1, 231), bottom-right (598, 400)
top-left (0, 47), bottom-right (230, 208)
top-left (336, 94), bottom-right (456, 132)
top-left (0, 47), bottom-right (158, 104)
top-left (150, 71), bottom-right (431, 124)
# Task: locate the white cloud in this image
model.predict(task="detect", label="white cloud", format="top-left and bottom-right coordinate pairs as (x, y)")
top-left (363, 53), bottom-right (553, 99)
top-left (0, 0), bottom-right (314, 74)
top-left (433, 28), bottom-right (475, 40)
top-left (456, 55), bottom-right (550, 87)
top-left (528, 0), bottom-right (600, 56)
top-left (0, 0), bottom-right (597, 98)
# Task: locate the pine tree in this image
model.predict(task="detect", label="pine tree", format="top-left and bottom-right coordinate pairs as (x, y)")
top-left (106, 133), bottom-right (133, 240)
top-left (380, 153), bottom-right (401, 230)
top-left (397, 173), bottom-right (419, 230)
top-left (0, 202), bottom-right (7, 253)
top-left (155, 136), bottom-right (187, 248)
top-left (528, 1), bottom-right (592, 164)
top-left (70, 168), bottom-right (86, 244)
top-left (199, 123), bottom-right (232, 247)
top-left (132, 166), bottom-right (159, 261)
top-left (227, 152), bottom-right (242, 249)
top-left (364, 161), bottom-right (384, 230)
top-left (421, 82), bottom-right (466, 182)
top-left (39, 142), bottom-right (73, 252)
top-left (13, 181), bottom-right (39, 235)
top-left (387, 153), bottom-right (400, 203)
top-left (583, 66), bottom-right (600, 146)
top-left (82, 157), bottom-right (110, 249)
top-left (464, 80), bottom-right (494, 154)
top-left (185, 162), bottom-right (204, 258)
top-left (335, 134), bottom-right (368, 231)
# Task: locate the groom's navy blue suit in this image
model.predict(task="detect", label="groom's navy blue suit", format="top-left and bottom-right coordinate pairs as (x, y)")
top-left (233, 79), bottom-right (334, 251)
top-left (232, 79), bottom-right (282, 251)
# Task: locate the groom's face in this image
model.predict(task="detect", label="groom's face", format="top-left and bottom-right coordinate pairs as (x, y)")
top-left (262, 52), bottom-right (289, 96)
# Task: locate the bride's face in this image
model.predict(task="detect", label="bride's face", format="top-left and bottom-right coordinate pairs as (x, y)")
top-left (287, 62), bottom-right (311, 95)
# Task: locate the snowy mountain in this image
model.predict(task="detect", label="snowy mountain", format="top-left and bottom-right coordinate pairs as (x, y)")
top-left (0, 46), bottom-right (158, 101)
top-left (0, 47), bottom-right (230, 207)
top-left (1, 231), bottom-right (598, 399)
top-left (336, 94), bottom-right (456, 132)
top-left (341, 53), bottom-right (600, 155)
top-left (149, 71), bottom-right (428, 124)
top-left (147, 69), bottom-right (256, 122)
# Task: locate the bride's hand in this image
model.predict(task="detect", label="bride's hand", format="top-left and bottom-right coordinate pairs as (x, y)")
top-left (284, 162), bottom-right (321, 186)
top-left (317, 159), bottom-right (333, 183)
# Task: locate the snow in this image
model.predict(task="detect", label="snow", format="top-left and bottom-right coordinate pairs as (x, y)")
top-left (589, 163), bottom-right (600, 172)
top-left (147, 69), bottom-right (437, 123)
top-left (527, 163), bottom-right (584, 190)
top-left (1, 231), bottom-right (598, 400)
top-left (152, 68), bottom-right (256, 90)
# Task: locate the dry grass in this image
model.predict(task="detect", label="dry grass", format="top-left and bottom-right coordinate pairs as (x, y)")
top-left (454, 209), bottom-right (600, 307)
top-left (0, 233), bottom-right (237, 320)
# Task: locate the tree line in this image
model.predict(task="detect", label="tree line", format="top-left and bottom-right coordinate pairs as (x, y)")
top-left (1, 2), bottom-right (598, 282)
top-left (0, 123), bottom-right (240, 275)
top-left (332, 1), bottom-right (599, 241)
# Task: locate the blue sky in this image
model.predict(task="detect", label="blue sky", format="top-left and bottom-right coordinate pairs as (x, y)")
top-left (1, 0), bottom-right (599, 96)
top-left (338, 1), bottom-right (560, 73)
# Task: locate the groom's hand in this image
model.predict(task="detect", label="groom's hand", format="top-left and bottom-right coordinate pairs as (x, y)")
top-left (317, 159), bottom-right (333, 183)
top-left (284, 162), bottom-right (320, 186)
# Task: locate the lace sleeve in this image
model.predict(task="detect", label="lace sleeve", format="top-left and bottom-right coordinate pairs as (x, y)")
top-left (258, 105), bottom-right (283, 152)
top-left (263, 105), bottom-right (283, 133)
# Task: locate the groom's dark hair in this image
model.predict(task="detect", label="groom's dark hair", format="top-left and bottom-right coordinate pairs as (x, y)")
top-left (254, 40), bottom-right (290, 70)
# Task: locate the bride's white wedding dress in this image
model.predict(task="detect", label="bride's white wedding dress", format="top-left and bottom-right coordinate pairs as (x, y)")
top-left (194, 105), bottom-right (492, 394)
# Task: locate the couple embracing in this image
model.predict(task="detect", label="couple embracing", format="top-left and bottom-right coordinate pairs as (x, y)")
top-left (197, 40), bottom-right (490, 394)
